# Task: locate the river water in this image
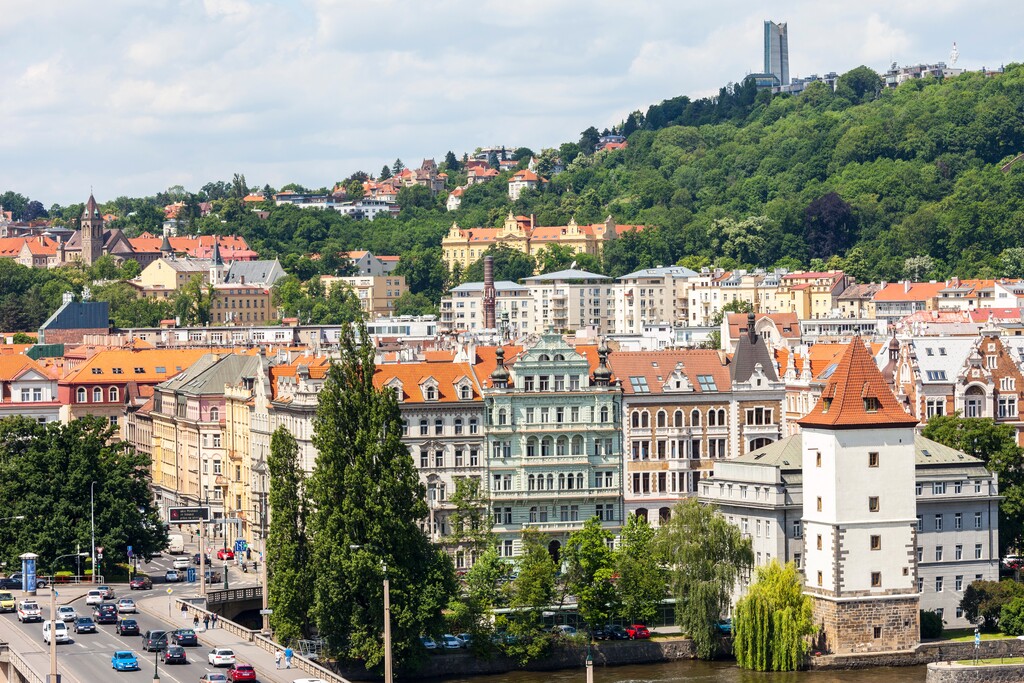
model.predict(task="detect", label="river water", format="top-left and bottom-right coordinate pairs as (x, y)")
top-left (446, 660), bottom-right (926, 683)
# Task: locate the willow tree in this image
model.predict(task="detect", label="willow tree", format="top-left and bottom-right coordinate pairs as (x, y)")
top-left (658, 499), bottom-right (752, 659)
top-left (734, 561), bottom-right (813, 671)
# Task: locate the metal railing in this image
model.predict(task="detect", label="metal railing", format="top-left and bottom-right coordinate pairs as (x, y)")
top-left (205, 586), bottom-right (262, 605)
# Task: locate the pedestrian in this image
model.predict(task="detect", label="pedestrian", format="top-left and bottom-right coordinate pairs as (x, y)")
top-left (190, 531), bottom-right (194, 544)
top-left (203, 614), bottom-right (210, 630)
top-left (211, 613), bottom-right (218, 629)
top-left (284, 646), bottom-right (293, 668)
top-left (180, 603), bottom-right (187, 619)
top-left (193, 615), bottom-right (199, 629)
top-left (275, 649), bottom-right (282, 669)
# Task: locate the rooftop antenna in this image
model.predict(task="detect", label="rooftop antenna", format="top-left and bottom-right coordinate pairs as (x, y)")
top-left (950, 42), bottom-right (959, 66)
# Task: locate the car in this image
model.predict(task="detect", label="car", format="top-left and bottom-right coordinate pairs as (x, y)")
top-left (593, 624), bottom-right (629, 640)
top-left (9, 572), bottom-right (47, 589)
top-left (0, 591), bottom-right (14, 612)
top-left (93, 604), bottom-right (118, 624)
top-left (199, 675), bottom-right (229, 683)
top-left (43, 620), bottom-right (70, 644)
top-left (111, 650), bottom-right (140, 671)
top-left (193, 553), bottom-right (212, 565)
top-left (162, 644), bottom-right (187, 664)
top-left (209, 647), bottom-right (237, 667)
top-left (17, 600), bottom-right (42, 623)
top-left (204, 569), bottom-right (222, 583)
top-left (626, 624), bottom-right (651, 639)
top-left (1003, 556), bottom-right (1024, 570)
top-left (164, 569), bottom-right (180, 583)
top-left (172, 557), bottom-right (191, 570)
top-left (420, 636), bottom-right (437, 650)
top-left (457, 632), bottom-right (473, 647)
top-left (98, 585), bottom-right (115, 599)
top-left (56, 605), bottom-right (77, 622)
top-left (73, 617), bottom-right (97, 634)
top-left (227, 664), bottom-right (257, 681)
top-left (86, 590), bottom-right (104, 605)
top-left (116, 618), bottom-right (140, 636)
top-left (0, 577), bottom-right (21, 590)
top-left (116, 598), bottom-right (137, 613)
top-left (715, 618), bottom-right (732, 635)
top-left (141, 630), bottom-right (168, 652)
top-left (440, 634), bottom-right (465, 649)
top-left (216, 548), bottom-right (235, 561)
top-left (170, 628), bottom-right (198, 646)
top-left (129, 576), bottom-right (152, 590)
top-left (552, 625), bottom-right (577, 637)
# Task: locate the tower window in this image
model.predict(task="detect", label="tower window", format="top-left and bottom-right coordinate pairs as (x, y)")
top-left (870, 535), bottom-right (881, 550)
top-left (815, 452), bottom-right (821, 468)
top-left (871, 572), bottom-right (881, 587)
top-left (817, 571), bottom-right (823, 587)
top-left (868, 496), bottom-right (879, 512)
top-left (816, 497), bottom-right (822, 512)
top-left (873, 626), bottom-right (882, 639)
top-left (868, 452), bottom-right (879, 468)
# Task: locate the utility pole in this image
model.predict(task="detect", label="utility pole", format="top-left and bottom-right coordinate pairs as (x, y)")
top-left (383, 564), bottom-right (392, 683)
top-left (90, 481), bottom-right (97, 585)
top-left (49, 582), bottom-right (57, 683)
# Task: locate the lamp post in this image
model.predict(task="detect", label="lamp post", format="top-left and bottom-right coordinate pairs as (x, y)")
top-left (90, 481), bottom-right (97, 585)
top-left (350, 544), bottom-right (391, 683)
top-left (49, 552), bottom-right (87, 683)
top-left (153, 647), bottom-right (160, 682)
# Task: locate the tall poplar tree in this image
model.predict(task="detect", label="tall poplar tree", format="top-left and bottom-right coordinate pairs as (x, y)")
top-left (267, 426), bottom-right (312, 642)
top-left (308, 322), bottom-right (456, 669)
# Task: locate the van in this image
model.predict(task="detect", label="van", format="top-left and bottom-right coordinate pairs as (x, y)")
top-left (167, 534), bottom-right (185, 555)
top-left (43, 620), bottom-right (70, 644)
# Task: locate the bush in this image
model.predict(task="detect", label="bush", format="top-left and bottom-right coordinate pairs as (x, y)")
top-left (1000, 597), bottom-right (1024, 635)
top-left (920, 610), bottom-right (944, 639)
top-left (961, 580), bottom-right (1024, 630)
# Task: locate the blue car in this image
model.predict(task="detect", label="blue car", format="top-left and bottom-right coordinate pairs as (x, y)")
top-left (112, 650), bottom-right (140, 671)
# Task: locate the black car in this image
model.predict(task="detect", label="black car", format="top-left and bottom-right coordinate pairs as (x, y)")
top-left (93, 604), bottom-right (118, 624)
top-left (73, 617), bottom-right (97, 634)
top-left (193, 553), bottom-right (211, 566)
top-left (116, 618), bottom-right (140, 636)
top-left (170, 628), bottom-right (198, 646)
top-left (593, 624), bottom-right (629, 641)
top-left (163, 644), bottom-right (187, 664)
top-left (0, 577), bottom-right (21, 590)
top-left (141, 630), bottom-right (168, 652)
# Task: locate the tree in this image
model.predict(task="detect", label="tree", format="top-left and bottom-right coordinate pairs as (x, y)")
top-left (449, 547), bottom-right (507, 647)
top-left (379, 165), bottom-right (392, 180)
top-left (501, 527), bottom-right (556, 664)
top-left (733, 561), bottom-right (814, 671)
top-left (397, 185), bottom-right (435, 211)
top-left (999, 598), bottom-right (1024, 635)
top-left (803, 193), bottom-right (857, 261)
top-left (463, 245), bottom-right (535, 283)
top-left (563, 517), bottom-right (618, 629)
top-left (174, 274), bottom-right (213, 326)
top-left (394, 247), bottom-right (449, 301)
top-left (711, 299), bottom-right (755, 326)
top-left (658, 499), bottom-right (753, 659)
top-left (920, 610), bottom-right (944, 639)
top-left (267, 427), bottom-right (313, 643)
top-left (392, 159), bottom-right (405, 176)
top-left (21, 200), bottom-right (47, 221)
top-left (835, 65), bottom-right (884, 103)
top-left (616, 514), bottom-right (664, 625)
top-left (534, 244), bottom-right (577, 274)
top-left (443, 151), bottom-right (460, 172)
top-left (231, 173), bottom-right (248, 199)
top-left (444, 476), bottom-right (493, 558)
top-left (999, 247), bottom-right (1024, 278)
top-left (307, 322), bottom-right (456, 670)
top-left (904, 255), bottom-right (936, 280)
top-left (391, 292), bottom-right (437, 317)
top-left (579, 127), bottom-right (601, 155)
top-left (0, 416), bottom-right (166, 573)
top-left (960, 580), bottom-right (1024, 630)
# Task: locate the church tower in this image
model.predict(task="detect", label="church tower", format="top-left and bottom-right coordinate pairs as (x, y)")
top-left (81, 193), bottom-right (104, 266)
top-left (798, 338), bottom-right (920, 654)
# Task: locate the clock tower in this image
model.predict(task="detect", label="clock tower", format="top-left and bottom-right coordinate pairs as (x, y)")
top-left (81, 193), bottom-right (104, 266)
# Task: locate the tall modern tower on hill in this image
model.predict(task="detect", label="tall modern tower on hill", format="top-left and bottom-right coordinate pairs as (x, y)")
top-left (764, 20), bottom-right (789, 86)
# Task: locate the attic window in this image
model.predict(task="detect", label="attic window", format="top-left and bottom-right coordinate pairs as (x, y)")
top-left (697, 375), bottom-right (717, 392)
top-left (821, 397), bottom-right (832, 412)
top-left (91, 368), bottom-right (103, 375)
top-left (925, 370), bottom-right (947, 381)
top-left (155, 366), bottom-right (166, 373)
top-left (939, 347), bottom-right (947, 356)
top-left (925, 348), bottom-right (934, 356)
top-left (134, 367), bottom-right (145, 373)
top-left (112, 368), bottom-right (123, 374)
top-left (629, 377), bottom-right (649, 393)
top-left (864, 397), bottom-right (882, 413)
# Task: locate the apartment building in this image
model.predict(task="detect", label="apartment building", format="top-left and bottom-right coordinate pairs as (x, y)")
top-left (322, 275), bottom-right (408, 319)
top-left (439, 281), bottom-right (533, 335)
top-left (523, 269), bottom-right (614, 334)
top-left (613, 266), bottom-right (697, 334)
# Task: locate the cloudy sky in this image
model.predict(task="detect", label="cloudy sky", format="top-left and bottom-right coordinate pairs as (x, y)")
top-left (2, 0), bottom-right (1021, 206)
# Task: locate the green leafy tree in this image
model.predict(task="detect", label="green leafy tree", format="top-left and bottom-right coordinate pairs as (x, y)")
top-left (999, 598), bottom-right (1024, 635)
top-left (267, 427), bottom-right (313, 643)
top-left (563, 517), bottom-right (618, 629)
top-left (658, 499), bottom-right (753, 659)
top-left (960, 580), bottom-right (1024, 630)
top-left (307, 322), bottom-right (456, 670)
top-left (391, 159), bottom-right (404, 176)
top-left (904, 255), bottom-right (936, 280)
top-left (579, 126), bottom-right (600, 155)
top-left (535, 244), bottom-right (578, 274)
top-left (445, 476), bottom-right (494, 558)
top-left (463, 245), bottom-right (535, 283)
top-left (87, 255), bottom-right (122, 281)
top-left (391, 292), bottom-right (437, 317)
top-left (999, 247), bottom-right (1024, 278)
top-left (0, 416), bottom-right (166, 572)
top-left (501, 527), bottom-right (556, 663)
top-left (448, 547), bottom-right (507, 646)
top-left (394, 247), bottom-right (449, 300)
top-left (834, 65), bottom-right (884, 103)
top-left (443, 151), bottom-right (460, 172)
top-left (920, 610), bottom-right (944, 639)
top-left (616, 514), bottom-right (664, 625)
top-left (734, 561), bottom-right (814, 671)
top-left (231, 173), bottom-right (248, 199)
top-left (379, 165), bottom-right (392, 180)
top-left (174, 274), bottom-right (213, 326)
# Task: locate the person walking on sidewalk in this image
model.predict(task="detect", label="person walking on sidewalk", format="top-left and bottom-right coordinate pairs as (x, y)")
top-left (203, 614), bottom-right (210, 630)
top-left (275, 649), bottom-right (282, 669)
top-left (284, 646), bottom-right (293, 668)
top-left (211, 613), bottom-right (218, 629)
top-left (193, 615), bottom-right (199, 629)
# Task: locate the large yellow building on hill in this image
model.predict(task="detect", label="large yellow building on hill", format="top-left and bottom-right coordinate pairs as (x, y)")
top-left (441, 212), bottom-right (643, 271)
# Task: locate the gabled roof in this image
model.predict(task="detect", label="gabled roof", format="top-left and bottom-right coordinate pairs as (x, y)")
top-left (797, 339), bottom-right (917, 429)
top-left (608, 350), bottom-right (730, 395)
top-left (730, 313), bottom-right (781, 384)
top-left (374, 361), bottom-right (480, 403)
top-left (728, 312), bottom-right (800, 340)
top-left (0, 354), bottom-right (58, 382)
top-left (60, 348), bottom-right (211, 386)
top-left (873, 282), bottom-right (945, 302)
top-left (224, 260), bottom-right (286, 286)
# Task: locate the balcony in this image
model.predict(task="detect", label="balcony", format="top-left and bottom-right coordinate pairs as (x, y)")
top-left (520, 519), bottom-right (619, 533)
top-left (490, 487), bottom-right (620, 501)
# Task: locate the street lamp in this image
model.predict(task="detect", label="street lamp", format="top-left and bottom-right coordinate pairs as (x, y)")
top-left (350, 544), bottom-right (391, 683)
top-left (48, 552), bottom-right (88, 683)
top-left (90, 481), bottom-right (97, 585)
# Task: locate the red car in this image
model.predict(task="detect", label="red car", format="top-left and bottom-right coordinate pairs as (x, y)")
top-left (626, 624), bottom-right (650, 640)
top-left (216, 548), bottom-right (235, 561)
top-left (227, 664), bottom-right (257, 681)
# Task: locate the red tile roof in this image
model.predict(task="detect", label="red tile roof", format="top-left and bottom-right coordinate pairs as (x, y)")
top-left (727, 312), bottom-right (800, 340)
top-left (873, 282), bottom-right (945, 302)
top-left (608, 350), bottom-right (730, 394)
top-left (797, 339), bottom-right (917, 429)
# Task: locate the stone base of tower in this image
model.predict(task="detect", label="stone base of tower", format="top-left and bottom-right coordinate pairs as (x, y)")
top-left (812, 595), bottom-right (920, 654)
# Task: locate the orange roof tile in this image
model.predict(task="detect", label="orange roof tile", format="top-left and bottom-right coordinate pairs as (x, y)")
top-left (0, 354), bottom-right (58, 381)
top-left (727, 313), bottom-right (800, 340)
top-left (873, 282), bottom-right (946, 302)
top-left (60, 348), bottom-right (212, 385)
top-left (797, 340), bottom-right (917, 429)
top-left (374, 361), bottom-right (480, 403)
top-left (608, 350), bottom-right (730, 394)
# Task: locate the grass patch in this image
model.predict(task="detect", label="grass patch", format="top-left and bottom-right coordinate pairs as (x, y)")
top-left (944, 629), bottom-right (1016, 642)
top-left (956, 657), bottom-right (1024, 665)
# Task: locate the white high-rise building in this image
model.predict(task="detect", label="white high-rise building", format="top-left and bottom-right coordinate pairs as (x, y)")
top-left (764, 21), bottom-right (790, 87)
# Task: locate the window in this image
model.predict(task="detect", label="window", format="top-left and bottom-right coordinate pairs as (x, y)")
top-left (502, 540), bottom-right (513, 557)
top-left (954, 481), bottom-right (962, 494)
top-left (92, 387), bottom-right (102, 402)
top-left (697, 375), bottom-right (717, 391)
top-left (794, 553), bottom-right (801, 569)
top-left (816, 534), bottom-right (822, 551)
top-left (816, 497), bottom-right (823, 512)
top-left (77, 387), bottom-right (87, 403)
top-left (864, 397), bottom-right (881, 412)
top-left (975, 544), bottom-right (983, 559)
top-left (538, 376), bottom-right (549, 391)
top-left (816, 452), bottom-right (822, 468)
top-left (817, 571), bottom-right (823, 587)
top-left (915, 483), bottom-right (923, 496)
top-left (935, 546), bottom-right (943, 561)
top-left (425, 386), bottom-right (437, 401)
top-left (434, 450), bottom-right (444, 467)
top-left (935, 576), bottom-right (943, 592)
top-left (955, 545), bottom-right (963, 560)
top-left (918, 577), bottom-right (924, 592)
top-left (999, 396), bottom-right (1017, 419)
top-left (629, 376), bottom-right (650, 393)
top-left (868, 496), bottom-right (879, 512)
top-left (954, 513), bottom-right (962, 530)
top-left (498, 408), bottom-right (507, 425)
top-left (420, 451), bottom-right (428, 467)
top-left (792, 520), bottom-right (802, 538)
top-left (975, 512), bottom-right (983, 529)
top-left (870, 535), bottom-right (881, 551)
top-left (434, 418), bottom-right (443, 435)
top-left (868, 452), bottom-right (879, 468)
top-left (460, 384), bottom-right (472, 400)
top-left (926, 398), bottom-right (946, 418)
top-left (916, 515), bottom-right (923, 531)
top-left (419, 419), bottom-right (428, 436)
top-left (454, 449), bottom-right (464, 467)
top-left (955, 575), bottom-right (963, 592)
top-left (871, 572), bottom-right (881, 588)
top-left (108, 386), bottom-right (119, 402)
top-left (934, 514), bottom-right (943, 531)
top-left (933, 482), bottom-right (946, 494)
top-left (523, 376), bottom-right (534, 391)
top-left (925, 370), bottom-right (947, 381)
top-left (873, 626), bottom-right (882, 639)
top-left (917, 547), bottom-right (923, 562)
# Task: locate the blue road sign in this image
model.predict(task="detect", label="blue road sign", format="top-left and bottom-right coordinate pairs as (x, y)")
top-left (187, 567), bottom-right (196, 583)
top-left (234, 539), bottom-right (247, 554)
top-left (127, 545), bottom-right (133, 558)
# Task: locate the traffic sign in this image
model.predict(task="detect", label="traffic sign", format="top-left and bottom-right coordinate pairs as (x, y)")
top-left (96, 547), bottom-right (103, 554)
top-left (166, 588), bottom-right (173, 594)
top-left (168, 507), bottom-right (211, 523)
top-left (234, 539), bottom-right (247, 554)
top-left (187, 568), bottom-right (196, 583)
top-left (259, 609), bottom-right (273, 615)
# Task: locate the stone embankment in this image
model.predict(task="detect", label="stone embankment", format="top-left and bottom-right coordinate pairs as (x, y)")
top-left (810, 638), bottom-right (1024, 669)
top-left (926, 661), bottom-right (1024, 683)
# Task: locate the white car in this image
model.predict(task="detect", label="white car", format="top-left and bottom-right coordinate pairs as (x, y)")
top-left (116, 598), bottom-right (137, 613)
top-left (85, 590), bottom-right (104, 606)
top-left (172, 557), bottom-right (191, 570)
top-left (56, 606), bottom-right (77, 622)
top-left (208, 647), bottom-right (236, 667)
top-left (17, 600), bottom-right (42, 623)
top-left (43, 620), bottom-right (70, 644)
top-left (292, 680), bottom-right (329, 683)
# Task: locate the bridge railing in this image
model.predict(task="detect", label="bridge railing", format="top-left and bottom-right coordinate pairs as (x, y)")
top-left (205, 586), bottom-right (262, 605)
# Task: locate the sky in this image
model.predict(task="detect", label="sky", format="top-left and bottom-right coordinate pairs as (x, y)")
top-left (2, 0), bottom-right (1022, 206)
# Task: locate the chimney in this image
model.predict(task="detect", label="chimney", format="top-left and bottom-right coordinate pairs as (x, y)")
top-left (904, 280), bottom-right (911, 293)
top-left (240, 276), bottom-right (245, 285)
top-left (483, 255), bottom-right (496, 329)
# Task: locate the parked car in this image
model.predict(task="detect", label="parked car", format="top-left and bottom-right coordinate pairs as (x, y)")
top-left (172, 557), bottom-right (191, 570)
top-left (17, 600), bottom-right (42, 623)
top-left (440, 634), bottom-right (465, 649)
top-left (116, 618), bottom-right (140, 636)
top-left (626, 624), bottom-right (650, 640)
top-left (170, 628), bottom-right (198, 646)
top-left (203, 569), bottom-right (221, 583)
top-left (162, 644), bottom-right (187, 664)
top-left (111, 650), bottom-right (140, 671)
top-left (8, 573), bottom-right (47, 588)
top-left (164, 570), bottom-right (180, 583)
top-left (216, 548), bottom-right (235, 561)
top-left (552, 625), bottom-right (578, 637)
top-left (0, 577), bottom-right (21, 590)
top-left (141, 630), bottom-right (168, 652)
top-left (56, 605), bottom-right (78, 622)
top-left (457, 633), bottom-right (473, 647)
top-left (420, 636), bottom-right (438, 650)
top-left (193, 553), bottom-right (212, 565)
top-left (98, 585), bottom-right (115, 599)
top-left (93, 604), bottom-right (118, 624)
top-left (208, 647), bottom-right (237, 667)
top-left (1003, 556), bottom-right (1024, 570)
top-left (43, 620), bottom-right (70, 644)
top-left (0, 591), bottom-right (15, 612)
top-left (73, 616), bottom-right (97, 634)
top-left (199, 675), bottom-right (229, 683)
top-left (715, 619), bottom-right (732, 635)
top-left (593, 624), bottom-right (629, 640)
top-left (227, 663), bottom-right (257, 681)
top-left (129, 576), bottom-right (152, 590)
top-left (116, 598), bottom-right (137, 614)
top-left (86, 590), bottom-right (104, 605)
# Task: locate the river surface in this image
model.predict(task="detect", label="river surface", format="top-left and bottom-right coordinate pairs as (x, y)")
top-left (446, 660), bottom-right (926, 683)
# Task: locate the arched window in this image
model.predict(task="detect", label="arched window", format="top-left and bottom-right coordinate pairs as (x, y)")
top-left (750, 437), bottom-right (774, 451)
top-left (558, 473), bottom-right (566, 490)
top-left (635, 508), bottom-right (649, 523)
top-left (454, 418), bottom-right (463, 435)
top-left (600, 406), bottom-right (609, 422)
top-left (425, 386), bottom-right (437, 401)
top-left (965, 385), bottom-right (985, 418)
top-left (498, 408), bottom-right (507, 425)
top-left (546, 474), bottom-right (554, 490)
top-left (460, 384), bottom-right (471, 400)
top-left (556, 436), bottom-right (568, 456)
top-left (541, 437), bottom-right (553, 457)
top-left (657, 410), bottom-right (667, 428)
top-left (659, 507), bottom-right (672, 524)
top-left (631, 411), bottom-right (640, 428)
top-left (434, 418), bottom-right (444, 435)
top-left (674, 409), bottom-right (683, 427)
top-left (526, 437), bottom-right (538, 457)
top-left (571, 435), bottom-right (584, 456)
top-left (640, 411), bottom-right (649, 428)
top-left (717, 409), bottom-right (726, 425)
top-left (708, 409), bottom-right (717, 426)
top-left (108, 386), bottom-right (119, 402)
top-left (208, 406), bottom-right (219, 422)
top-left (92, 387), bottom-right (102, 402)
top-left (419, 419), bottom-right (428, 435)
top-left (528, 475), bottom-right (536, 491)
top-left (576, 473), bottom-right (584, 489)
top-left (77, 387), bottom-right (87, 403)
top-left (538, 354), bottom-right (550, 361)
top-left (553, 354), bottom-right (564, 361)
top-left (691, 409), bottom-right (701, 426)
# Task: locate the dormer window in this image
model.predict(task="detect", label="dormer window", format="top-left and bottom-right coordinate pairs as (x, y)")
top-left (864, 397), bottom-right (881, 413)
top-left (420, 377), bottom-right (439, 402)
top-left (821, 397), bottom-right (832, 413)
top-left (425, 386), bottom-right (437, 401)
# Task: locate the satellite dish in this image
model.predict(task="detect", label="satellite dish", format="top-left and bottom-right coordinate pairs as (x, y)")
top-left (570, 260), bottom-right (578, 269)
top-left (950, 42), bottom-right (959, 65)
